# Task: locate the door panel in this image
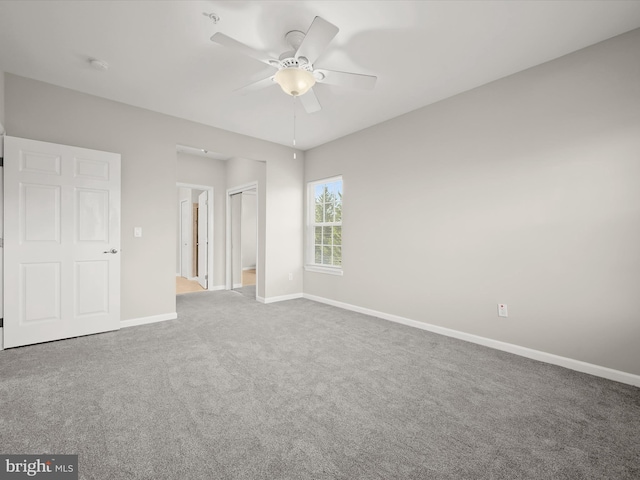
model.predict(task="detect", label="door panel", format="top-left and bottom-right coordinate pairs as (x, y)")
top-left (76, 188), bottom-right (109, 242)
top-left (20, 150), bottom-right (61, 175)
top-left (21, 262), bottom-right (61, 323)
top-left (21, 184), bottom-right (61, 242)
top-left (4, 136), bottom-right (121, 348)
top-left (75, 260), bottom-right (109, 316)
top-left (74, 157), bottom-right (109, 180)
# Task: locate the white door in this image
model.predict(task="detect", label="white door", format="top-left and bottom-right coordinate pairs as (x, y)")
top-left (3, 136), bottom-right (121, 348)
top-left (180, 200), bottom-right (190, 277)
top-left (197, 191), bottom-right (208, 289)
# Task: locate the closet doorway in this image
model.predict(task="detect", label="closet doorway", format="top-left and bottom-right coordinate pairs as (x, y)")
top-left (227, 183), bottom-right (258, 299)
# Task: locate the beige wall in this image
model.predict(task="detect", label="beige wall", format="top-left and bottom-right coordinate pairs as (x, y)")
top-left (304, 29), bottom-right (640, 375)
top-left (4, 74), bottom-right (304, 319)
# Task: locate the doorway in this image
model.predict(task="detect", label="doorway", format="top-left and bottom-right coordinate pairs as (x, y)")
top-left (227, 183), bottom-right (258, 298)
top-left (176, 183), bottom-right (214, 294)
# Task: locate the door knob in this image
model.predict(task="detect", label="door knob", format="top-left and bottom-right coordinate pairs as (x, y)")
top-left (103, 248), bottom-right (118, 254)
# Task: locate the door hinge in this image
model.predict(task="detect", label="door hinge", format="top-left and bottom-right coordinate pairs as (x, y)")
top-left (0, 318), bottom-right (3, 328)
top-left (205, 274), bottom-right (208, 280)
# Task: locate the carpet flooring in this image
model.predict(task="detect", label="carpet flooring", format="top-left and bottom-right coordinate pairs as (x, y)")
top-left (1, 291), bottom-right (638, 479)
top-left (232, 285), bottom-right (256, 299)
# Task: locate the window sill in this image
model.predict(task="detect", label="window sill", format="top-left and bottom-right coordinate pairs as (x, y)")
top-left (305, 265), bottom-right (343, 276)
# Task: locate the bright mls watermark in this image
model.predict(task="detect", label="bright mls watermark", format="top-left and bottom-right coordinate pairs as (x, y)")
top-left (0, 455), bottom-right (77, 479)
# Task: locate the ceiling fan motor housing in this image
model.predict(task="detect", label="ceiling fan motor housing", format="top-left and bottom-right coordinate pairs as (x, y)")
top-left (278, 56), bottom-right (314, 72)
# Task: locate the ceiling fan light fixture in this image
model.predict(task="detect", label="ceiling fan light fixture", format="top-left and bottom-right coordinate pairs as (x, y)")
top-left (274, 68), bottom-right (315, 96)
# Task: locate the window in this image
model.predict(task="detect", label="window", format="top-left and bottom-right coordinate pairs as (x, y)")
top-left (306, 176), bottom-right (343, 275)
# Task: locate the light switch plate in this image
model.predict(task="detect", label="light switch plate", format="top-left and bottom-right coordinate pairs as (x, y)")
top-left (498, 304), bottom-right (508, 317)
top-left (134, 227), bottom-right (142, 238)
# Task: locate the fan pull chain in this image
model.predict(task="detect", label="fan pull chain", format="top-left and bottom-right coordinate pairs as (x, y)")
top-left (292, 96), bottom-right (297, 159)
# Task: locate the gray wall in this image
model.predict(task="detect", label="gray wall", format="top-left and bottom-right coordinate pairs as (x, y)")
top-left (304, 29), bottom-right (640, 376)
top-left (5, 74), bottom-right (304, 320)
top-left (265, 155), bottom-right (305, 298)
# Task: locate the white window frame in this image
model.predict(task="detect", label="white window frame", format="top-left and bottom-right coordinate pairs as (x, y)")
top-left (305, 175), bottom-right (343, 276)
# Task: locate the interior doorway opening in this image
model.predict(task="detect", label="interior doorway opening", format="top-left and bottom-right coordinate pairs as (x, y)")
top-left (176, 183), bottom-right (214, 295)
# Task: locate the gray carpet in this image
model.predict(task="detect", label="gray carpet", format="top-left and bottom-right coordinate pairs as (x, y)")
top-left (232, 284), bottom-right (256, 299)
top-left (1, 291), bottom-right (638, 479)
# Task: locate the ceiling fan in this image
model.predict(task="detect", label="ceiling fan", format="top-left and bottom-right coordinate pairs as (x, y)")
top-left (210, 16), bottom-right (377, 113)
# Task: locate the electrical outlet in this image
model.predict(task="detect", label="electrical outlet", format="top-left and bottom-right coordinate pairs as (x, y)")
top-left (498, 304), bottom-right (508, 317)
top-left (134, 227), bottom-right (142, 237)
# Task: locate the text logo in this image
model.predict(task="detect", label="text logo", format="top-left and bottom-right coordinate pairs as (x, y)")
top-left (0, 455), bottom-right (77, 479)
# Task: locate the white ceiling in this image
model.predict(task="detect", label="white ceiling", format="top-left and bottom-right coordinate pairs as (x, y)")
top-left (1, 1), bottom-right (639, 150)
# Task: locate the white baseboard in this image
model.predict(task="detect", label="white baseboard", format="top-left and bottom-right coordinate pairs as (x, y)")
top-left (302, 293), bottom-right (640, 388)
top-left (120, 312), bottom-right (177, 329)
top-left (258, 293), bottom-right (303, 304)
top-left (209, 285), bottom-right (225, 291)
top-left (0, 327), bottom-right (3, 350)
top-left (242, 266), bottom-right (256, 271)
top-left (233, 282), bottom-right (243, 289)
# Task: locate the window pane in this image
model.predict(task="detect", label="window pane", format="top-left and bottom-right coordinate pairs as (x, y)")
top-left (334, 196), bottom-right (342, 222)
top-left (334, 246), bottom-right (342, 266)
top-left (315, 204), bottom-right (323, 223)
top-left (315, 226), bottom-right (322, 244)
top-left (322, 246), bottom-right (332, 265)
top-left (324, 200), bottom-right (333, 223)
top-left (333, 226), bottom-right (342, 247)
top-left (323, 226), bottom-right (333, 246)
top-left (315, 246), bottom-right (322, 264)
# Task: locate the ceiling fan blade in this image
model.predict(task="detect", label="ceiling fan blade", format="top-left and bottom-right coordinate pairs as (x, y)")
top-left (295, 16), bottom-right (339, 65)
top-left (211, 32), bottom-right (278, 68)
top-left (299, 88), bottom-right (322, 113)
top-left (234, 75), bottom-right (276, 95)
top-left (315, 69), bottom-right (377, 90)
